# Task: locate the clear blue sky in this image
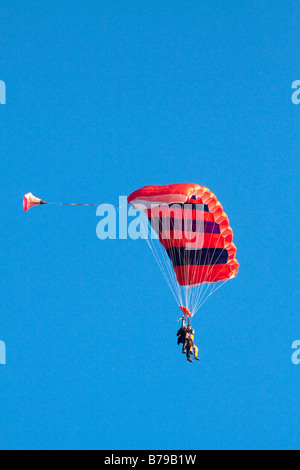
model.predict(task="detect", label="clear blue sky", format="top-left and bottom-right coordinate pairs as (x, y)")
top-left (1, 1), bottom-right (299, 450)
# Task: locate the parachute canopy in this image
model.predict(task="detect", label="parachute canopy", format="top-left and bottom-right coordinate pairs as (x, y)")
top-left (128, 183), bottom-right (239, 315)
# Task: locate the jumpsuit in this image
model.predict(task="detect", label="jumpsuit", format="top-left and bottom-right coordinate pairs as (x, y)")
top-left (185, 332), bottom-right (199, 360)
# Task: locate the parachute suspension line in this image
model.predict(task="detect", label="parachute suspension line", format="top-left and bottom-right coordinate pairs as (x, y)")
top-left (161, 215), bottom-right (185, 307)
top-left (165, 241), bottom-right (183, 307)
top-left (149, 215), bottom-right (182, 306)
top-left (140, 213), bottom-right (182, 308)
top-left (142, 204), bottom-right (227, 318)
top-left (197, 277), bottom-right (231, 312)
top-left (193, 217), bottom-right (218, 313)
top-left (180, 207), bottom-right (207, 315)
top-left (184, 237), bottom-right (190, 309)
top-left (169, 207), bottom-right (195, 313)
top-left (143, 204), bottom-right (234, 317)
top-left (192, 205), bottom-right (234, 315)
top-left (195, 242), bottom-right (230, 313)
top-left (193, 247), bottom-right (233, 315)
top-left (166, 219), bottom-right (189, 309)
top-left (163, 236), bottom-right (183, 307)
top-left (190, 228), bottom-right (200, 311)
top-left (184, 208), bottom-right (232, 316)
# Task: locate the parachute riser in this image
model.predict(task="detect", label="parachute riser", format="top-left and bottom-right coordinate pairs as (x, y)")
top-left (179, 306), bottom-right (193, 325)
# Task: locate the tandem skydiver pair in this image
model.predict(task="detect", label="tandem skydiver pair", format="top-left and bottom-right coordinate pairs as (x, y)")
top-left (177, 312), bottom-right (200, 363)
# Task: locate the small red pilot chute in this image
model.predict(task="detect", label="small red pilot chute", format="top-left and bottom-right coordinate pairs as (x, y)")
top-left (23, 193), bottom-right (123, 211)
top-left (23, 193), bottom-right (46, 212)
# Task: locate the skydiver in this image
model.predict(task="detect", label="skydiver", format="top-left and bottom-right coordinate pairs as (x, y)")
top-left (185, 326), bottom-right (200, 363)
top-left (177, 316), bottom-right (188, 353)
top-left (182, 324), bottom-right (193, 357)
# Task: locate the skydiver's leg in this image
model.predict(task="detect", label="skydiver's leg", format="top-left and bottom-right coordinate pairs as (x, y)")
top-left (186, 344), bottom-right (193, 362)
top-left (194, 345), bottom-right (200, 361)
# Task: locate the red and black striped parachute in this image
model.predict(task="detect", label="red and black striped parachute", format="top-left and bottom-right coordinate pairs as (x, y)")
top-left (128, 183), bottom-right (239, 316)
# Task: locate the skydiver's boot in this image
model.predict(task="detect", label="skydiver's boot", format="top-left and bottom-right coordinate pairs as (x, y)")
top-left (194, 356), bottom-right (200, 361)
top-left (187, 357), bottom-right (193, 363)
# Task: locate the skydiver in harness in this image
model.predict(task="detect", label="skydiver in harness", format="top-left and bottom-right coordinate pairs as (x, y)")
top-left (177, 315), bottom-right (188, 353)
top-left (185, 325), bottom-right (200, 363)
top-left (177, 307), bottom-right (200, 363)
